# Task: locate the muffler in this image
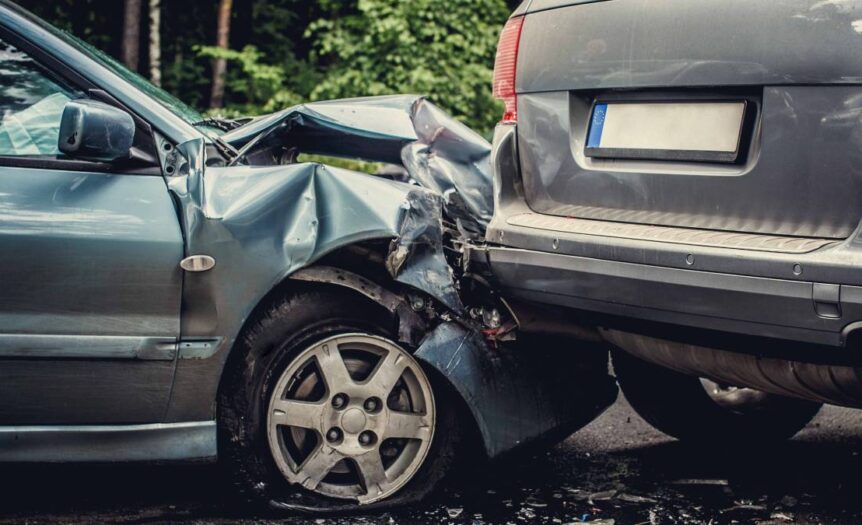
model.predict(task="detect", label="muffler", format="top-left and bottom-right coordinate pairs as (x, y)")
top-left (601, 328), bottom-right (862, 408)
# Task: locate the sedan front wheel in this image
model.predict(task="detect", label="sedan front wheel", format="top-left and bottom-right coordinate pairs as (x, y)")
top-left (266, 333), bottom-right (436, 504)
top-left (219, 288), bottom-right (462, 513)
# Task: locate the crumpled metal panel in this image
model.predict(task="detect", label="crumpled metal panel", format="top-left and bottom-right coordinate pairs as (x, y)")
top-left (164, 99), bottom-right (613, 457)
top-left (167, 144), bottom-right (462, 317)
top-left (400, 99), bottom-right (494, 237)
top-left (222, 95), bottom-right (493, 236)
top-left (165, 97), bottom-right (496, 422)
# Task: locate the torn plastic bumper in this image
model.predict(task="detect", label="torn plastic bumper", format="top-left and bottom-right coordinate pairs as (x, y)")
top-left (416, 322), bottom-right (618, 458)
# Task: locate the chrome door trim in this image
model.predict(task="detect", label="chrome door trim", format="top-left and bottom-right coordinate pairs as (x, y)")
top-left (0, 421), bottom-right (216, 462)
top-left (0, 335), bottom-right (177, 361)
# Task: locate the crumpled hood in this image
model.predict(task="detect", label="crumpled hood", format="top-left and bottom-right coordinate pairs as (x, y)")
top-left (221, 95), bottom-right (493, 237)
top-left (168, 96), bottom-right (494, 328)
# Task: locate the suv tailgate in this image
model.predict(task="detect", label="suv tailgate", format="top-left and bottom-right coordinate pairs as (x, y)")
top-left (515, 0), bottom-right (862, 239)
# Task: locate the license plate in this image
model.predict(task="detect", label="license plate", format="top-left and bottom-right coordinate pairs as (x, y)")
top-left (585, 101), bottom-right (747, 163)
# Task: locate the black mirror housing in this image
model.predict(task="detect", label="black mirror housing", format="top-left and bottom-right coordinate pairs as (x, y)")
top-left (58, 99), bottom-right (135, 163)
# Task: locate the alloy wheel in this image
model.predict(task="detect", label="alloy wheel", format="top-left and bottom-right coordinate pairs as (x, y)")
top-left (266, 333), bottom-right (435, 504)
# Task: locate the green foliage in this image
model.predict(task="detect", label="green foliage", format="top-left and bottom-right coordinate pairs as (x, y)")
top-left (299, 154), bottom-right (381, 175)
top-left (20, 0), bottom-right (122, 57)
top-left (18, 0), bottom-right (516, 136)
top-left (306, 0), bottom-right (509, 136)
top-left (159, 0), bottom-right (213, 109)
top-left (196, 45), bottom-right (303, 113)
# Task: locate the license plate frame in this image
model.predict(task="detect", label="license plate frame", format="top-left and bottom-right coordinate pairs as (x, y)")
top-left (584, 100), bottom-right (749, 163)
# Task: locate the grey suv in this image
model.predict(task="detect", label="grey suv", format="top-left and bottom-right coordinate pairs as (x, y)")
top-left (484, 0), bottom-right (862, 443)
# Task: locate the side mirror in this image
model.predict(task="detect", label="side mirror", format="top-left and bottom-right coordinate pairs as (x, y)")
top-left (58, 99), bottom-right (135, 163)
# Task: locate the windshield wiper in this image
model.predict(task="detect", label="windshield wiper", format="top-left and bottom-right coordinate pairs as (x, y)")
top-left (194, 116), bottom-right (243, 132)
top-left (211, 135), bottom-right (239, 162)
top-left (193, 118), bottom-right (241, 162)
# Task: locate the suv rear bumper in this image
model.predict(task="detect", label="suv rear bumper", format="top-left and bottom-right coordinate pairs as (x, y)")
top-left (484, 245), bottom-right (862, 349)
top-left (487, 123), bottom-right (862, 352)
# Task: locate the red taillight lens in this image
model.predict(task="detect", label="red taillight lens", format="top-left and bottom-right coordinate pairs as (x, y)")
top-left (493, 16), bottom-right (524, 123)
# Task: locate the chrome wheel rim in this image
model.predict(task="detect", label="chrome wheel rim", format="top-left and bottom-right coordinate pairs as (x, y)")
top-left (266, 333), bottom-right (435, 504)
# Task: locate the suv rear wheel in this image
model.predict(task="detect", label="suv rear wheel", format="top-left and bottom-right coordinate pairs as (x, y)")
top-left (611, 348), bottom-right (822, 444)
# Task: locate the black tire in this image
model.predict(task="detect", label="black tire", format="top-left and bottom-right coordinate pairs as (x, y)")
top-left (218, 287), bottom-right (461, 514)
top-left (611, 348), bottom-right (822, 444)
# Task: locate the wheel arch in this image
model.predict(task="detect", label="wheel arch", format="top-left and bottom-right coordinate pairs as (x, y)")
top-left (213, 254), bottom-right (488, 461)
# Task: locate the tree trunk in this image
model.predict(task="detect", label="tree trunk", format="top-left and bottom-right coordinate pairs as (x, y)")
top-left (148, 0), bottom-right (161, 86)
top-left (209, 0), bottom-right (233, 109)
top-left (121, 0), bottom-right (142, 71)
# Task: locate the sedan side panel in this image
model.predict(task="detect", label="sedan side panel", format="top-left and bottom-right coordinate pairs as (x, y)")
top-left (0, 167), bottom-right (183, 424)
top-left (0, 169), bottom-right (182, 336)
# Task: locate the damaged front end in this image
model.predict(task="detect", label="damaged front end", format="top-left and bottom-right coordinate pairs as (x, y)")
top-left (167, 95), bottom-right (616, 461)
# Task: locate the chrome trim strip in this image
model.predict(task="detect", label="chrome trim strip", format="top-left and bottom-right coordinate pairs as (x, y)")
top-left (0, 335), bottom-right (177, 361)
top-left (0, 421), bottom-right (216, 462)
top-left (507, 213), bottom-right (835, 254)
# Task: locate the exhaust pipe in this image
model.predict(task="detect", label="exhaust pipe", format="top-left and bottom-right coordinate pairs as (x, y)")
top-left (601, 328), bottom-right (862, 408)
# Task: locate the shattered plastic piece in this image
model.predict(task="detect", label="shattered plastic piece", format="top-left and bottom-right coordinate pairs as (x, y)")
top-left (671, 479), bottom-right (730, 486)
top-left (588, 490), bottom-right (618, 504)
top-left (721, 503), bottom-right (768, 514)
top-left (447, 507), bottom-right (464, 518)
top-left (385, 190), bottom-right (463, 312)
top-left (616, 493), bottom-right (658, 505)
top-left (519, 507), bottom-right (537, 520)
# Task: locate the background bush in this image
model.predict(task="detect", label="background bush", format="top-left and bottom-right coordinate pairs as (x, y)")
top-left (19, 0), bottom-right (519, 136)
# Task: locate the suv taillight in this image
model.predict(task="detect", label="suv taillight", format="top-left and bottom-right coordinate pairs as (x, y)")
top-left (493, 16), bottom-right (524, 123)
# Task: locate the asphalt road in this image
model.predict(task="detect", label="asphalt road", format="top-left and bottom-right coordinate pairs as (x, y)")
top-left (3, 396), bottom-right (862, 525)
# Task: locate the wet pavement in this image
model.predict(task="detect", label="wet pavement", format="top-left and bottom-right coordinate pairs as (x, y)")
top-left (2, 396), bottom-right (862, 525)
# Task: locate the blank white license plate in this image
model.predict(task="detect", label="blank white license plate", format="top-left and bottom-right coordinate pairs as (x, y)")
top-left (585, 101), bottom-right (747, 163)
